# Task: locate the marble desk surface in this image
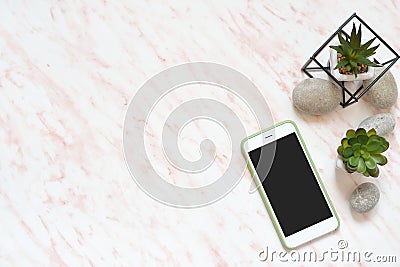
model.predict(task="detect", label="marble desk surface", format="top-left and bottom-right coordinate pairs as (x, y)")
top-left (1, 1), bottom-right (399, 266)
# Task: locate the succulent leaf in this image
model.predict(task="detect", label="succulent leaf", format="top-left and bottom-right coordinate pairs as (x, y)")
top-left (366, 140), bottom-right (380, 152)
top-left (349, 156), bottom-right (359, 167)
top-left (367, 129), bottom-right (376, 136)
top-left (361, 151), bottom-right (370, 159)
top-left (341, 138), bottom-right (349, 148)
top-left (365, 157), bottom-right (376, 170)
top-left (360, 44), bottom-right (380, 57)
top-left (368, 145), bottom-right (387, 154)
top-left (357, 158), bottom-right (367, 173)
top-left (334, 59), bottom-right (349, 70)
top-left (357, 134), bottom-right (368, 145)
top-left (354, 67), bottom-right (359, 76)
top-left (382, 140), bottom-right (389, 150)
top-left (352, 143), bottom-right (361, 150)
top-left (368, 167), bottom-right (379, 178)
top-left (348, 137), bottom-right (358, 146)
top-left (360, 37), bottom-right (376, 50)
top-left (346, 129), bottom-right (356, 138)
top-left (338, 32), bottom-right (347, 46)
top-left (350, 23), bottom-right (357, 47)
top-left (343, 147), bottom-right (353, 158)
top-left (367, 135), bottom-right (380, 143)
top-left (355, 24), bottom-right (361, 47)
top-left (370, 154), bottom-right (387, 166)
top-left (355, 128), bottom-right (367, 136)
top-left (330, 45), bottom-right (345, 54)
top-left (355, 56), bottom-right (381, 67)
top-left (332, 24), bottom-right (382, 77)
top-left (345, 163), bottom-right (356, 173)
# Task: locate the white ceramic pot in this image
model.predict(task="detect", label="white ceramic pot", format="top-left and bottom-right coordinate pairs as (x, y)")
top-left (329, 44), bottom-right (374, 82)
top-left (336, 156), bottom-right (347, 171)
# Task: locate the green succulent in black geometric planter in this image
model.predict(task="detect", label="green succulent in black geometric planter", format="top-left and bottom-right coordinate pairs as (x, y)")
top-left (337, 128), bottom-right (389, 177)
top-left (329, 23), bottom-right (382, 82)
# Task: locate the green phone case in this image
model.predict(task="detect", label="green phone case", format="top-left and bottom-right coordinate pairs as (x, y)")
top-left (241, 120), bottom-right (340, 250)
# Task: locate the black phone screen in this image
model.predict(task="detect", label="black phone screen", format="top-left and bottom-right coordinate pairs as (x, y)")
top-left (248, 133), bottom-right (333, 237)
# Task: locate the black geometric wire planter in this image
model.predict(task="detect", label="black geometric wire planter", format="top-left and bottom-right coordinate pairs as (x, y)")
top-left (302, 13), bottom-right (399, 108)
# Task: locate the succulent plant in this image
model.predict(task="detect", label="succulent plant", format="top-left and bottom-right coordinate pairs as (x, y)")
top-left (329, 23), bottom-right (382, 77)
top-left (337, 128), bottom-right (389, 177)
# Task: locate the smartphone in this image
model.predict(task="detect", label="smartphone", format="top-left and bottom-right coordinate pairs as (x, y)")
top-left (241, 120), bottom-right (339, 249)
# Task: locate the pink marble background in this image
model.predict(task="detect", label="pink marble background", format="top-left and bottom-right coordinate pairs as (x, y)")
top-left (1, 1), bottom-right (399, 266)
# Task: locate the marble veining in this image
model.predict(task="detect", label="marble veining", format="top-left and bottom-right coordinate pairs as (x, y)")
top-left (0, 1), bottom-right (399, 266)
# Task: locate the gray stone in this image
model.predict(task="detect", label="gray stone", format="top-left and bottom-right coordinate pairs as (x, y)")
top-left (363, 69), bottom-right (398, 109)
top-left (359, 113), bottom-right (396, 136)
top-left (292, 78), bottom-right (341, 115)
top-left (350, 182), bottom-right (380, 213)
